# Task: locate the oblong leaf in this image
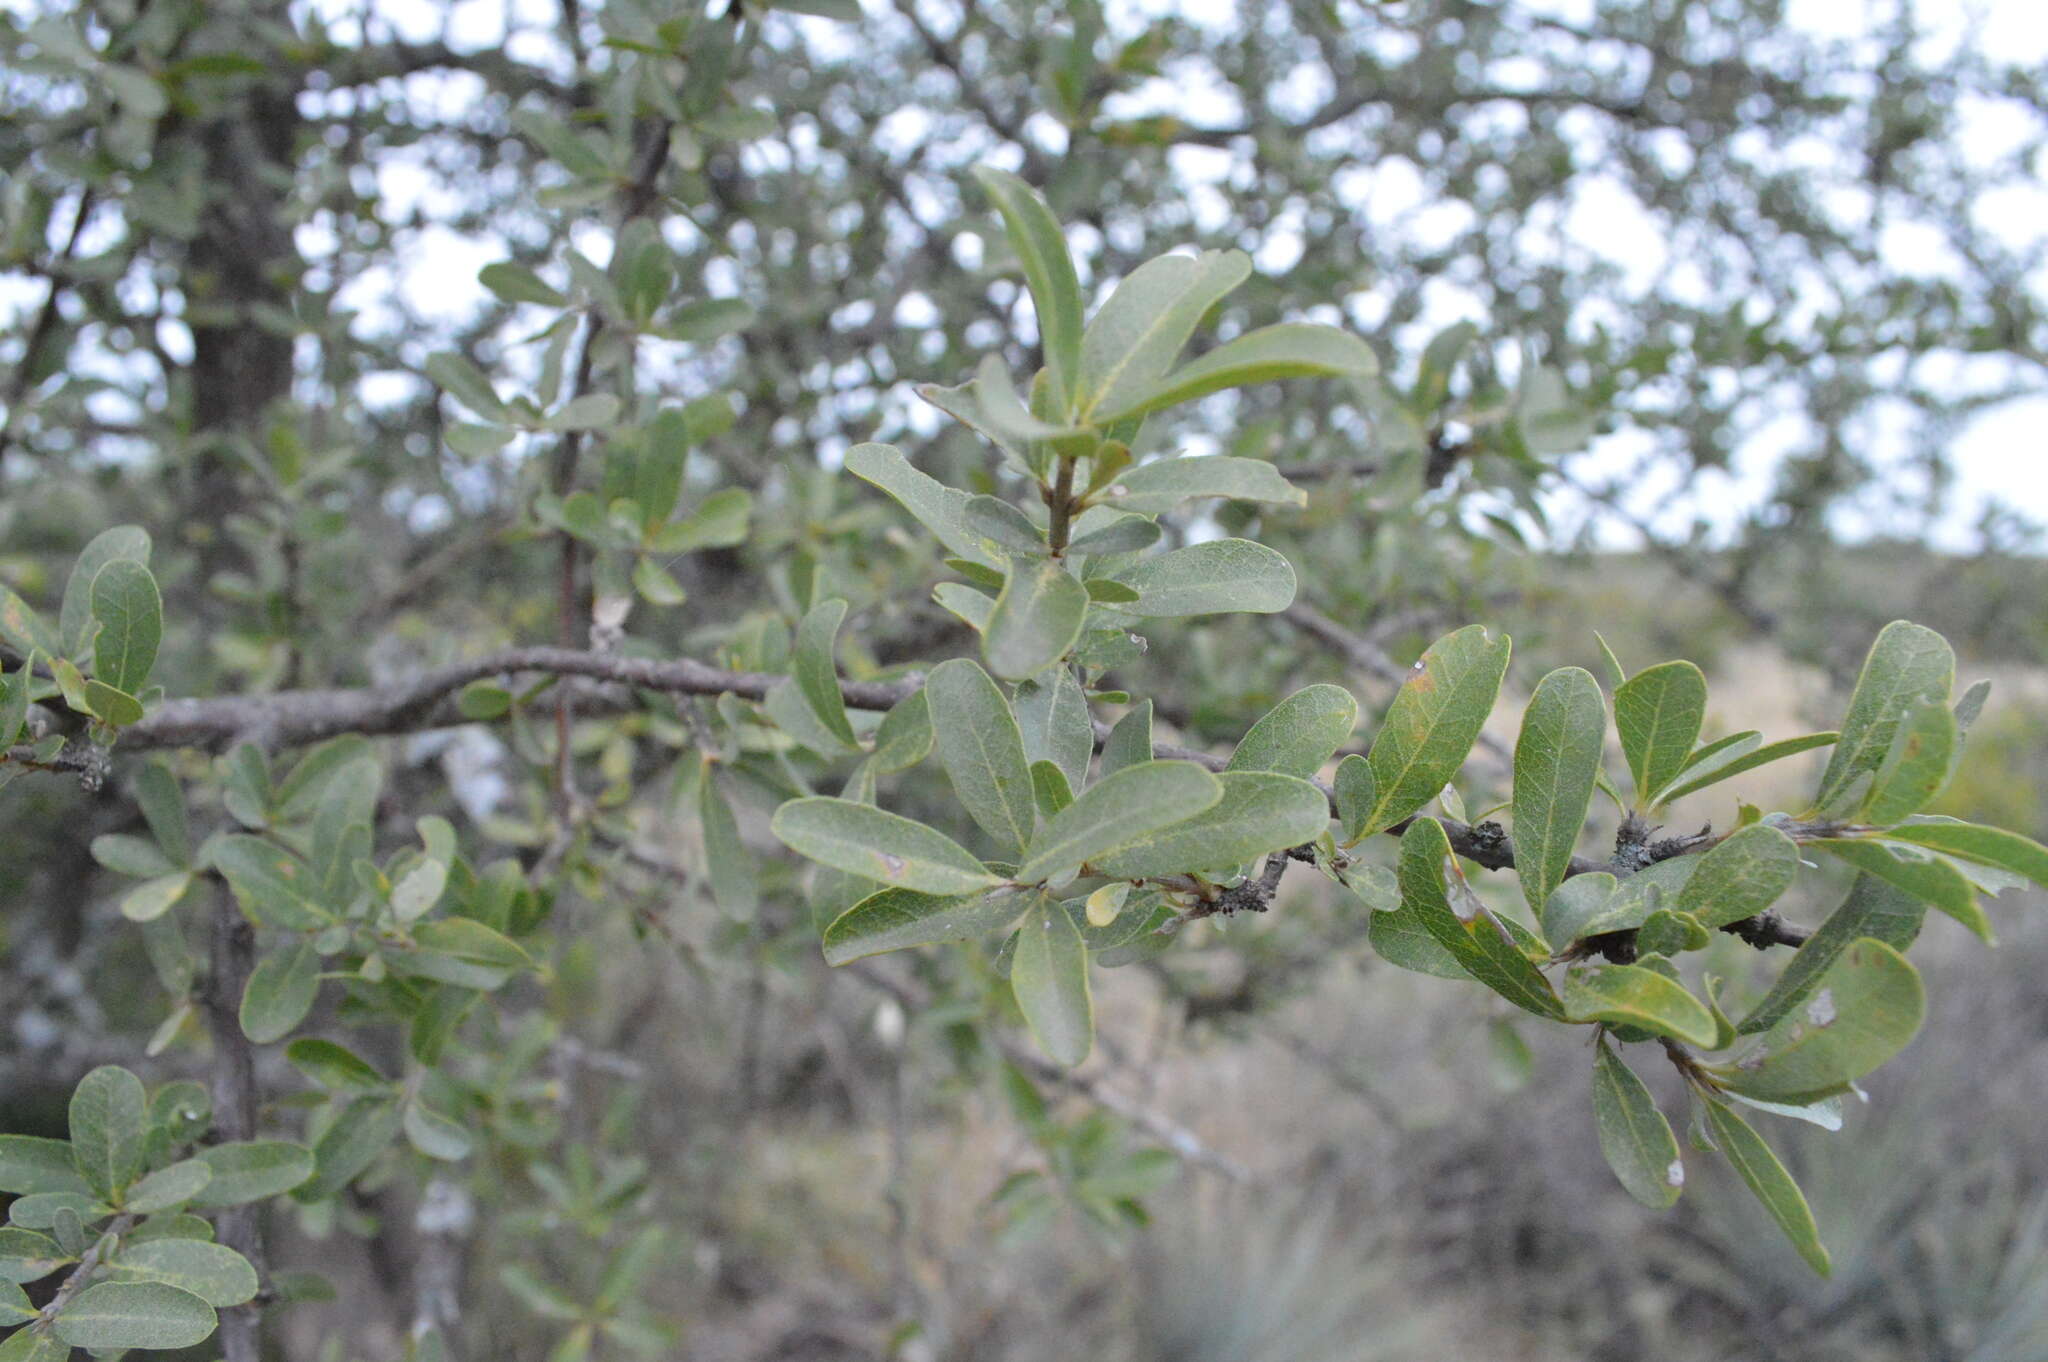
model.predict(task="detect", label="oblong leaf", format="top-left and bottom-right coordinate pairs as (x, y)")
top-left (59, 526), bottom-right (150, 658)
top-left (1813, 838), bottom-right (1989, 941)
top-left (54, 1280), bottom-right (216, 1351)
top-left (1738, 874), bottom-right (1926, 1036)
top-left (1702, 1100), bottom-right (1831, 1275)
top-left (984, 558), bottom-right (1088, 680)
top-left (1011, 898), bottom-right (1093, 1067)
top-left (1861, 696), bottom-right (1957, 824)
top-left (1018, 760), bottom-right (1223, 883)
top-left (1562, 963), bottom-right (1719, 1047)
top-left (1881, 820), bottom-right (2048, 891)
top-left (1591, 1041), bottom-right (1684, 1208)
top-left (1096, 321), bottom-right (1379, 423)
top-left (1657, 732), bottom-right (1837, 805)
top-left (1110, 539), bottom-right (1296, 618)
top-left (1511, 667), bottom-right (1604, 914)
top-left (1360, 625), bottom-right (1512, 836)
top-left (1227, 684), bottom-right (1357, 781)
top-left (1107, 455), bottom-right (1307, 514)
top-left (770, 798), bottom-right (1003, 896)
top-left (821, 886), bottom-right (1031, 965)
top-left (1718, 937), bottom-right (1925, 1103)
top-left (972, 167), bottom-right (1083, 415)
top-left (1674, 824), bottom-right (1799, 929)
top-left (239, 941), bottom-right (320, 1045)
top-left (1396, 817), bottom-right (1562, 1019)
top-left (89, 559), bottom-right (161, 696)
top-left (1077, 249), bottom-right (1251, 422)
top-left (793, 598), bottom-right (857, 746)
top-left (70, 1066), bottom-right (146, 1202)
top-left (1814, 621), bottom-right (1954, 814)
top-left (1614, 660), bottom-right (1706, 806)
top-left (107, 1238), bottom-right (257, 1307)
top-left (189, 1142), bottom-right (314, 1208)
top-left (843, 442), bottom-right (991, 564)
top-left (1090, 771), bottom-right (1326, 881)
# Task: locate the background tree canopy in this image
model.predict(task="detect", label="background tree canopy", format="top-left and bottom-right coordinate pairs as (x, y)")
top-left (3, 1), bottom-right (2048, 1359)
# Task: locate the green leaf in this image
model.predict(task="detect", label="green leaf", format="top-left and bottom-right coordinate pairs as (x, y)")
top-left (6, 1192), bottom-right (108, 1229)
top-left (93, 833), bottom-right (178, 878)
top-left (86, 559), bottom-right (161, 696)
top-left (1813, 838), bottom-right (1989, 941)
top-left (1366, 894), bottom-right (1472, 979)
top-left (1096, 322), bottom-right (1379, 423)
top-left (423, 351), bottom-right (507, 421)
top-left (984, 558), bottom-right (1087, 680)
top-left (478, 261), bottom-right (565, 307)
top-left (1067, 512), bottom-right (1161, 555)
top-left (190, 1141), bottom-right (315, 1207)
top-left (70, 1066), bottom-right (147, 1201)
top-left (870, 690), bottom-right (933, 774)
top-left (82, 678), bottom-right (144, 726)
top-left (843, 443), bottom-right (992, 565)
top-left (793, 598), bottom-right (858, 746)
top-left (0, 652), bottom-right (29, 747)
top-left (697, 765), bottom-right (760, 922)
top-left (54, 1280), bottom-right (217, 1351)
top-left (1334, 753), bottom-right (1377, 845)
top-left (1656, 732), bottom-right (1838, 805)
top-left (1740, 874), bottom-right (1926, 1035)
top-left (1861, 696), bottom-right (1957, 824)
top-left (1358, 625), bottom-right (1513, 837)
top-left (123, 1160), bottom-right (211, 1214)
top-left (0, 1226), bottom-right (70, 1283)
top-left (1076, 250), bottom-right (1251, 423)
top-left (1110, 539), bottom-right (1295, 618)
top-left (1591, 1040), bottom-right (1684, 1208)
top-left (1542, 859), bottom-right (1696, 949)
top-left (212, 835), bottom-right (334, 930)
top-left (1090, 771), bottom-right (1327, 880)
top-left (59, 526), bottom-right (150, 658)
top-left (972, 167), bottom-right (1084, 415)
top-left (1033, 760), bottom-right (1075, 818)
top-left (297, 1097), bottom-right (402, 1203)
top-left (239, 940), bottom-right (320, 1044)
top-left (1396, 818), bottom-right (1562, 1019)
top-left (1674, 824), bottom-right (1799, 929)
top-left (820, 887), bottom-right (1032, 965)
top-left (924, 660), bottom-right (1036, 855)
top-left (1100, 700), bottom-right (1152, 779)
top-left (1511, 667), bottom-right (1604, 914)
top-left (404, 1102), bottom-right (473, 1161)
top-left (965, 490), bottom-right (1051, 554)
top-left (0, 1278), bottom-right (33, 1326)
top-left (1562, 964), bottom-right (1719, 1047)
top-left (1716, 937), bottom-right (1924, 1103)
top-left (1014, 665), bottom-right (1093, 793)
top-left (1106, 455), bottom-right (1307, 514)
top-left (1018, 760), bottom-right (1223, 883)
top-left (1614, 661), bottom-right (1706, 806)
top-left (0, 1137), bottom-right (89, 1196)
top-left (1011, 897), bottom-right (1093, 1066)
top-left (1227, 684), bottom-right (1357, 781)
top-left (1701, 1100), bottom-right (1831, 1276)
top-left (770, 798), bottom-right (1003, 895)
top-left (134, 761), bottom-right (190, 866)
top-left (1880, 820), bottom-right (2048, 891)
top-left (0, 1322), bottom-right (72, 1359)
top-left (0, 589), bottom-right (61, 659)
top-left (286, 1038), bottom-right (390, 1092)
top-left (1814, 621), bottom-right (1954, 814)
top-left (649, 487), bottom-right (753, 554)
top-left (107, 1239), bottom-right (258, 1307)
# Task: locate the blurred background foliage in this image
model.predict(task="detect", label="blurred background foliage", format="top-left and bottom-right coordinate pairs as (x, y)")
top-left (3, 0), bottom-right (2046, 1357)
